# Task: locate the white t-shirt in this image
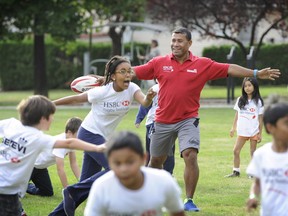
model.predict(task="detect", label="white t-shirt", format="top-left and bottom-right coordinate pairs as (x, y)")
top-left (234, 97), bottom-right (264, 137)
top-left (0, 118), bottom-right (55, 197)
top-left (34, 133), bottom-right (73, 169)
top-left (246, 142), bottom-right (288, 216)
top-left (84, 167), bottom-right (184, 216)
top-left (82, 82), bottom-right (140, 139)
top-left (146, 84), bottom-right (159, 125)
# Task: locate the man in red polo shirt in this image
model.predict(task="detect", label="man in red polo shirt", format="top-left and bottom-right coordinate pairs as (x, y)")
top-left (133, 27), bottom-right (280, 211)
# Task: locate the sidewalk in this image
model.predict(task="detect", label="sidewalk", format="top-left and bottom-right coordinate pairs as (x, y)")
top-left (200, 98), bottom-right (234, 108)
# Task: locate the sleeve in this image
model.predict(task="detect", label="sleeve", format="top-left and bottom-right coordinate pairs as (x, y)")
top-left (135, 105), bottom-right (151, 124)
top-left (84, 178), bottom-right (107, 215)
top-left (246, 150), bottom-right (261, 178)
top-left (0, 119), bottom-right (10, 137)
top-left (39, 134), bottom-right (57, 151)
top-left (163, 172), bottom-right (184, 213)
top-left (233, 97), bottom-right (240, 111)
top-left (202, 58), bottom-right (229, 80)
top-left (87, 86), bottom-right (104, 104)
top-left (133, 60), bottom-right (156, 80)
top-left (258, 99), bottom-right (264, 115)
top-left (52, 148), bottom-right (70, 159)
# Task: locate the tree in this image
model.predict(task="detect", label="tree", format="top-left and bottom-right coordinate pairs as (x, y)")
top-left (84, 0), bottom-right (146, 56)
top-left (147, 0), bottom-right (288, 61)
top-left (0, 0), bottom-right (87, 96)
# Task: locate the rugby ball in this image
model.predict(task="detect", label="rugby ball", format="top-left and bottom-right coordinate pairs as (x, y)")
top-left (70, 76), bottom-right (100, 93)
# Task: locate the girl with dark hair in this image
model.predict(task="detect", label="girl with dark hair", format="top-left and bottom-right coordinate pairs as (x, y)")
top-left (225, 77), bottom-right (264, 178)
top-left (50, 56), bottom-right (155, 216)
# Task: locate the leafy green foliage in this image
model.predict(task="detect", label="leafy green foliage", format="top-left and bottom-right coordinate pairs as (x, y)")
top-left (203, 44), bottom-right (288, 86)
top-left (0, 41), bottom-right (146, 90)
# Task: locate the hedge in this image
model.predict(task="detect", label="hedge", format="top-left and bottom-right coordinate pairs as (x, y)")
top-left (203, 44), bottom-right (288, 86)
top-left (0, 40), bottom-right (287, 90)
top-left (0, 40), bottom-right (145, 90)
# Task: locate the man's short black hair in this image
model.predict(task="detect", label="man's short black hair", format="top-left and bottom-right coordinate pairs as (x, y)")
top-left (173, 27), bottom-right (192, 41)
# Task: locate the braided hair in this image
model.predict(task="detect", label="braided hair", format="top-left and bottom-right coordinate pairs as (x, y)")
top-left (238, 77), bottom-right (264, 109)
top-left (104, 55), bottom-right (130, 85)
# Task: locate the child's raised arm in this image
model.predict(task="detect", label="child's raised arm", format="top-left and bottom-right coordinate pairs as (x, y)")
top-left (54, 138), bottom-right (106, 152)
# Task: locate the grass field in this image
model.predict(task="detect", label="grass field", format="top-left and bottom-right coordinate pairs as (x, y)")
top-left (0, 85), bottom-right (286, 215)
top-left (0, 106), bottom-right (270, 216)
top-left (0, 85), bottom-right (287, 106)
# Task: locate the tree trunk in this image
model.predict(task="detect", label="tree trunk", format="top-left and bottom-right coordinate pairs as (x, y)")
top-left (108, 26), bottom-right (123, 56)
top-left (33, 34), bottom-right (48, 96)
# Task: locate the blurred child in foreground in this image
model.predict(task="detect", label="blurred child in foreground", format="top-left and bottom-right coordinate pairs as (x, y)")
top-left (85, 131), bottom-right (185, 216)
top-left (246, 95), bottom-right (288, 215)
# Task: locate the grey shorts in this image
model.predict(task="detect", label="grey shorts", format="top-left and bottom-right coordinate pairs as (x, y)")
top-left (150, 117), bottom-right (200, 157)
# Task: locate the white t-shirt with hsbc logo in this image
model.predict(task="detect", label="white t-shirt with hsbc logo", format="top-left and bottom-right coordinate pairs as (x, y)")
top-left (246, 142), bottom-right (288, 216)
top-left (234, 97), bottom-right (264, 137)
top-left (82, 82), bottom-right (140, 139)
top-left (0, 118), bottom-right (55, 197)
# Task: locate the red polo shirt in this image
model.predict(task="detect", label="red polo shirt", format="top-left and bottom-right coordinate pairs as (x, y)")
top-left (134, 52), bottom-right (229, 124)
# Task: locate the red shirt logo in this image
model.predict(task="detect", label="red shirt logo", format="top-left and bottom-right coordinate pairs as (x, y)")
top-left (250, 108), bottom-right (255, 112)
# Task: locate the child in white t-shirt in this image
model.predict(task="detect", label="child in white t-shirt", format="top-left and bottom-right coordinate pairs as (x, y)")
top-left (49, 55), bottom-right (156, 216)
top-left (246, 97), bottom-right (288, 216)
top-left (135, 84), bottom-right (175, 174)
top-left (84, 131), bottom-right (185, 216)
top-left (0, 95), bottom-right (105, 216)
top-left (27, 117), bottom-right (82, 196)
top-left (225, 77), bottom-right (264, 178)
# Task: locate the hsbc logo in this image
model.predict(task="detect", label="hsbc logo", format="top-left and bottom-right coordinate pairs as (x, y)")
top-left (104, 101), bottom-right (130, 108)
top-left (162, 66), bottom-right (173, 72)
top-left (122, 101), bottom-right (130, 106)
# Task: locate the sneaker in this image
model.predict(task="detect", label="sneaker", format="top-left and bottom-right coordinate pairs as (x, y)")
top-left (26, 183), bottom-right (39, 195)
top-left (62, 188), bottom-right (75, 216)
top-left (184, 198), bottom-right (200, 211)
top-left (224, 170), bottom-right (240, 178)
top-left (248, 175), bottom-right (253, 179)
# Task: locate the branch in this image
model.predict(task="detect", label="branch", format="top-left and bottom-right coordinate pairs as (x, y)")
top-left (255, 15), bottom-right (288, 58)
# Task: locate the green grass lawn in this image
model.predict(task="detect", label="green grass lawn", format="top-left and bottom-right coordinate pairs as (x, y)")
top-left (1, 85), bottom-right (285, 215)
top-left (0, 85), bottom-right (287, 106)
top-left (0, 107), bottom-right (268, 216)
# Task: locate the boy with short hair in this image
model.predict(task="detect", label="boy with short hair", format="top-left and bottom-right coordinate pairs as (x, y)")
top-left (246, 97), bottom-right (288, 215)
top-left (0, 95), bottom-right (105, 216)
top-left (27, 117), bottom-right (82, 196)
top-left (84, 131), bottom-right (185, 216)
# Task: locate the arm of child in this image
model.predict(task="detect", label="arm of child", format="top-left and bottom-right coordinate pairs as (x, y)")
top-left (230, 112), bottom-right (238, 137)
top-left (53, 138), bottom-right (106, 152)
top-left (258, 114), bottom-right (264, 143)
top-left (68, 151), bottom-right (80, 181)
top-left (135, 105), bottom-right (151, 128)
top-left (246, 178), bottom-right (260, 212)
top-left (55, 156), bottom-right (69, 188)
top-left (53, 92), bottom-right (88, 106)
top-left (133, 88), bottom-right (156, 107)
